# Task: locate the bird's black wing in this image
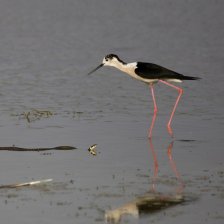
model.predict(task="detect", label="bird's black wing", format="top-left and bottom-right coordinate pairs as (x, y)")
top-left (135, 62), bottom-right (185, 80)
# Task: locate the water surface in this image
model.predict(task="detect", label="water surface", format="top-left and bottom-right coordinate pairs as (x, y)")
top-left (0, 0), bottom-right (223, 223)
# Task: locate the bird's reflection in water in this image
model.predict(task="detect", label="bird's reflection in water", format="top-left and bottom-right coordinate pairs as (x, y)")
top-left (149, 139), bottom-right (185, 193)
top-left (105, 139), bottom-right (185, 223)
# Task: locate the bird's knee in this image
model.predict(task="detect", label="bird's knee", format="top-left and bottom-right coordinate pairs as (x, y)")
top-left (179, 88), bottom-right (183, 94)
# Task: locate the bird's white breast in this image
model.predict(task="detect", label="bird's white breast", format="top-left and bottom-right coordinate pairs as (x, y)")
top-left (119, 62), bottom-right (157, 83)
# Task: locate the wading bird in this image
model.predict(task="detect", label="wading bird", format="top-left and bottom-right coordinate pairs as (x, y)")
top-left (88, 54), bottom-right (200, 138)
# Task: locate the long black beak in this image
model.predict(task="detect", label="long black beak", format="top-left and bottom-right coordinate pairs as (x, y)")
top-left (87, 64), bottom-right (104, 75)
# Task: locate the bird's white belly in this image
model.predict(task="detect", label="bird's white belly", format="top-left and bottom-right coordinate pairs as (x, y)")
top-left (131, 73), bottom-right (158, 83)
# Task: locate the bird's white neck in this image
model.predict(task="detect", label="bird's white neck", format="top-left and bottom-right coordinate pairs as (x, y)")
top-left (107, 60), bottom-right (136, 75)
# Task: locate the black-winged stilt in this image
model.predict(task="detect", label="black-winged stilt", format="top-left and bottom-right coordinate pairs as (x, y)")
top-left (88, 54), bottom-right (200, 138)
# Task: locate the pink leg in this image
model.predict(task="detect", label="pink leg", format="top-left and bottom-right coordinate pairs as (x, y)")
top-left (159, 80), bottom-right (183, 137)
top-left (148, 84), bottom-right (158, 138)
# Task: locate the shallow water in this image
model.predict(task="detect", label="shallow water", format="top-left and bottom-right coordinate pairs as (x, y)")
top-left (0, 0), bottom-right (223, 223)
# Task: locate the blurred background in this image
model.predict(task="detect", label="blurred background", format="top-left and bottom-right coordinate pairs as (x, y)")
top-left (0, 0), bottom-right (223, 223)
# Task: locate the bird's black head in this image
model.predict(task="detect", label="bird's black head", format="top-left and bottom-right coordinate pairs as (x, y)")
top-left (103, 54), bottom-right (125, 65)
top-left (105, 54), bottom-right (119, 61)
top-left (87, 54), bottom-right (125, 75)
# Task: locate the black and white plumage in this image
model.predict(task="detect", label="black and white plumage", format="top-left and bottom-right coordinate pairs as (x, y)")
top-left (88, 54), bottom-right (199, 83)
top-left (88, 54), bottom-right (200, 138)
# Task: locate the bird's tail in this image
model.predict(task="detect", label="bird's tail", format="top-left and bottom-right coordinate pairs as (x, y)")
top-left (182, 75), bottom-right (201, 80)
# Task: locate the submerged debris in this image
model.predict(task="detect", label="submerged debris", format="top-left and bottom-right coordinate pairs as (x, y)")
top-left (20, 109), bottom-right (54, 123)
top-left (88, 144), bottom-right (97, 156)
top-left (0, 179), bottom-right (53, 189)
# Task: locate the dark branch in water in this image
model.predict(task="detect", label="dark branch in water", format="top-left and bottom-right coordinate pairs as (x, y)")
top-left (0, 146), bottom-right (76, 151)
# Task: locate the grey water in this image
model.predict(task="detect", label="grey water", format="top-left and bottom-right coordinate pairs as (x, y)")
top-left (0, 0), bottom-right (223, 223)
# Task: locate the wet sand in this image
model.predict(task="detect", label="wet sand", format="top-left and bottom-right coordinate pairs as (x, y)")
top-left (0, 0), bottom-right (223, 223)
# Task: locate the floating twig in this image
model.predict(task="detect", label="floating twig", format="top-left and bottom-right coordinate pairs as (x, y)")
top-left (0, 179), bottom-right (53, 189)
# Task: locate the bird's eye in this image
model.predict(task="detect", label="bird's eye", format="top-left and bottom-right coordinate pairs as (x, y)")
top-left (105, 58), bottom-right (108, 61)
